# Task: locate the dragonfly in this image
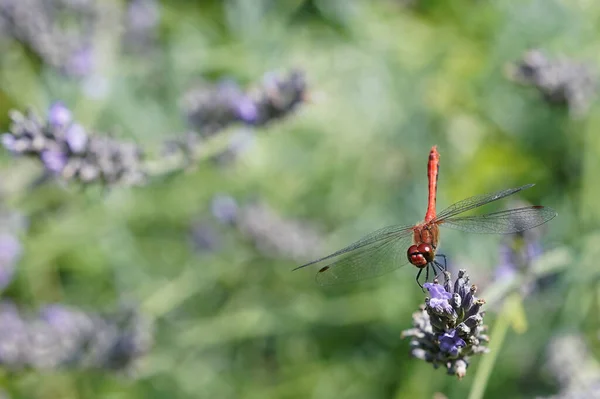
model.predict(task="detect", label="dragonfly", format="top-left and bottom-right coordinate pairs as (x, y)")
top-left (294, 145), bottom-right (557, 288)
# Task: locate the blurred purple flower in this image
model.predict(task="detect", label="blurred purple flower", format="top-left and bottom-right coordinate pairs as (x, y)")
top-left (1, 134), bottom-right (16, 152)
top-left (439, 330), bottom-right (466, 357)
top-left (41, 150), bottom-right (68, 173)
top-left (252, 70), bottom-right (306, 124)
top-left (508, 49), bottom-right (597, 118)
top-left (182, 70), bottom-right (306, 136)
top-left (235, 97), bottom-right (259, 123)
top-left (65, 123), bottom-right (88, 154)
top-left (48, 102), bottom-right (72, 127)
top-left (0, 0), bottom-right (120, 78)
top-left (0, 303), bottom-right (153, 372)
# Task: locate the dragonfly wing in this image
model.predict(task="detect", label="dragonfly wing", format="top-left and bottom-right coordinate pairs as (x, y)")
top-left (435, 184), bottom-right (535, 221)
top-left (315, 232), bottom-right (414, 285)
top-left (440, 206), bottom-right (557, 234)
top-left (293, 224), bottom-right (414, 271)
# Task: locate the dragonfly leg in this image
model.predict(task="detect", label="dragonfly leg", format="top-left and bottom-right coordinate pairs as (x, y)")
top-left (415, 268), bottom-right (424, 291)
top-left (435, 253), bottom-right (447, 271)
top-left (432, 260), bottom-right (445, 280)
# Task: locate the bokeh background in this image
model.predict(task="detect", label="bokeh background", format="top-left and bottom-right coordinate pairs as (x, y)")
top-left (0, 0), bottom-right (597, 398)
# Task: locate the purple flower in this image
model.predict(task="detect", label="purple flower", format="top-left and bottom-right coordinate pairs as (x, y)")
top-left (48, 102), bottom-right (72, 127)
top-left (439, 329), bottom-right (466, 357)
top-left (65, 123), bottom-right (88, 154)
top-left (402, 270), bottom-right (488, 379)
top-left (235, 97), bottom-right (259, 123)
top-left (1, 134), bottom-right (16, 152)
top-left (424, 282), bottom-right (453, 314)
top-left (41, 150), bottom-right (68, 173)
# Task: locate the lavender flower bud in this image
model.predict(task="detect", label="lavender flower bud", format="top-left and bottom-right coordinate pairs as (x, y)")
top-left (235, 97), bottom-right (259, 124)
top-left (48, 102), bottom-right (72, 127)
top-left (65, 123), bottom-right (88, 154)
top-left (451, 293), bottom-right (462, 309)
top-left (1, 135), bottom-right (16, 152)
top-left (41, 150), bottom-right (69, 173)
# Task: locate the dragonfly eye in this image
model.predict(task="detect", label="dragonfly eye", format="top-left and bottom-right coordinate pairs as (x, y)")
top-left (417, 243), bottom-right (435, 263)
top-left (407, 245), bottom-right (428, 268)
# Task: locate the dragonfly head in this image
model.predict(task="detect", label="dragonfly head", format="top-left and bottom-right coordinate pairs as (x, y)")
top-left (407, 243), bottom-right (435, 268)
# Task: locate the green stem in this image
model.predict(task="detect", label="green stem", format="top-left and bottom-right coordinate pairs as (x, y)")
top-left (467, 293), bottom-right (515, 399)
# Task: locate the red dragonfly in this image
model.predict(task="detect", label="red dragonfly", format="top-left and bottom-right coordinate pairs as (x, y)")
top-left (294, 146), bottom-right (557, 287)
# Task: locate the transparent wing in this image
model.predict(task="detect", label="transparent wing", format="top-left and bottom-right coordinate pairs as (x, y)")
top-left (435, 184), bottom-right (535, 222)
top-left (293, 224), bottom-right (415, 285)
top-left (440, 206), bottom-right (557, 234)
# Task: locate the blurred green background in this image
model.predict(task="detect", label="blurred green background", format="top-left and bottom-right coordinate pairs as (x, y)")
top-left (0, 0), bottom-right (599, 398)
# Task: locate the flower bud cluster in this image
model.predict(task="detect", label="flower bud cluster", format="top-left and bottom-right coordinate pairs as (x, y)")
top-left (182, 70), bottom-right (306, 136)
top-left (2, 103), bottom-right (145, 186)
top-left (508, 49), bottom-right (597, 118)
top-left (402, 270), bottom-right (489, 379)
top-left (0, 302), bottom-right (153, 373)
